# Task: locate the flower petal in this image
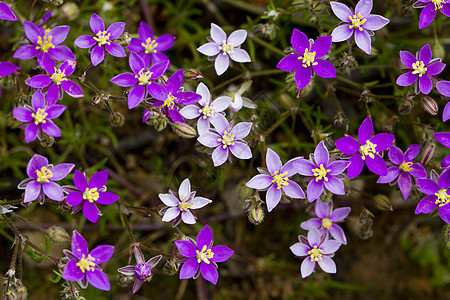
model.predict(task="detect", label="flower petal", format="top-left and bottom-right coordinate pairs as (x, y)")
top-left (181, 211), bottom-right (196, 225)
top-left (246, 174), bottom-right (273, 190)
top-left (191, 197), bottom-right (212, 209)
top-left (276, 54), bottom-right (301, 72)
top-left (75, 35), bottom-right (96, 48)
top-left (83, 201), bottom-right (99, 223)
top-left (371, 133), bottom-right (395, 152)
top-left (210, 245), bottom-right (234, 263)
top-left (71, 230), bottom-right (88, 259)
top-left (13, 45), bottom-right (40, 60)
top-left (347, 154), bottom-right (364, 179)
top-left (158, 193), bottom-right (179, 206)
top-left (377, 166), bottom-right (400, 184)
top-left (396, 72), bottom-right (418, 86)
top-left (174, 240), bottom-right (197, 258)
top-left (266, 148), bottom-right (281, 174)
top-left (230, 141), bottom-right (252, 159)
top-left (426, 60), bottom-right (445, 75)
top-left (50, 163), bottom-right (74, 180)
top-left (331, 24), bottom-right (354, 43)
top-left (62, 259), bottom-right (84, 281)
top-left (324, 175), bottom-right (345, 195)
top-left (314, 141), bottom-right (329, 166)
top-left (178, 178), bottom-right (191, 200)
top-left (415, 195), bottom-right (436, 214)
top-left (419, 75), bottom-right (432, 94)
top-left (200, 262), bottom-right (218, 285)
top-left (162, 207), bottom-right (180, 222)
top-left (387, 145), bottom-right (403, 165)
top-left (307, 179), bottom-right (323, 202)
top-left (210, 23), bottom-right (226, 44)
top-left (301, 258), bottom-right (315, 278)
top-left (355, 0), bottom-right (373, 16)
top-left (24, 180), bottom-right (41, 203)
top-left (294, 66), bottom-right (311, 90)
top-left (128, 85), bottom-right (146, 109)
top-left (358, 116), bottom-right (373, 144)
top-left (97, 191), bottom-right (119, 205)
top-left (43, 181), bottom-right (64, 201)
top-left (91, 45), bottom-right (105, 66)
top-left (197, 225), bottom-right (213, 250)
top-left (65, 192), bottom-right (83, 207)
top-left (416, 178), bottom-right (439, 195)
top-left (363, 15), bottom-right (389, 31)
top-left (354, 29), bottom-right (371, 55)
top-left (311, 36), bottom-right (332, 57)
top-left (283, 180), bottom-right (305, 199)
top-left (437, 81), bottom-right (450, 97)
top-left (335, 136), bottom-right (359, 154)
top-left (86, 268), bottom-right (110, 291)
top-left (179, 258), bottom-right (199, 279)
top-left (312, 59), bottom-right (336, 78)
top-left (107, 22), bottom-right (125, 40)
top-left (419, 44), bottom-right (432, 65)
top-left (399, 50), bottom-right (416, 69)
top-left (198, 132), bottom-right (221, 148)
top-left (13, 107), bottom-right (33, 123)
top-left (291, 28), bottom-right (309, 54)
top-left (398, 172), bottom-right (412, 200)
top-left (105, 42), bottom-right (126, 58)
top-left (330, 224), bottom-right (347, 244)
top-left (214, 53), bottom-right (229, 76)
top-left (90, 245), bottom-right (114, 264)
top-left (227, 29), bottom-right (247, 46)
top-left (330, 1), bottom-right (352, 22)
top-left (266, 184), bottom-right (282, 212)
top-left (365, 154), bottom-right (387, 176)
top-left (317, 256), bottom-right (337, 274)
top-left (212, 145), bottom-right (229, 166)
top-left (90, 13), bottom-right (105, 33)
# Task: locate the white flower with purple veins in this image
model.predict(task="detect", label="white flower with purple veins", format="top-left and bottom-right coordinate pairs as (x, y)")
top-left (159, 178), bottom-right (212, 226)
top-left (180, 82), bottom-right (231, 135)
top-left (197, 23), bottom-right (251, 76)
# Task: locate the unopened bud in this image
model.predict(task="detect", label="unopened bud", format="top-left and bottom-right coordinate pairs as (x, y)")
top-left (40, 134), bottom-right (55, 148)
top-left (374, 194), bottom-right (393, 211)
top-left (420, 142), bottom-right (436, 166)
top-left (433, 43), bottom-right (445, 59)
top-left (239, 182), bottom-right (253, 201)
top-left (333, 112), bottom-right (347, 128)
top-left (421, 96), bottom-right (438, 116)
top-left (248, 206), bottom-right (265, 225)
top-left (251, 23), bottom-right (277, 40)
top-left (171, 122), bottom-right (197, 138)
top-left (184, 69), bottom-right (203, 82)
top-left (60, 2), bottom-right (80, 20)
top-left (47, 226), bottom-right (71, 243)
top-left (109, 112), bottom-right (125, 127)
top-left (339, 52), bottom-right (358, 74)
top-left (399, 97), bottom-right (414, 115)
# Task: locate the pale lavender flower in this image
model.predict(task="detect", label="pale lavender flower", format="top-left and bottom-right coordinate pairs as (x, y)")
top-left (433, 132), bottom-right (450, 168)
top-left (0, 62), bottom-right (19, 96)
top-left (180, 82), bottom-right (231, 135)
top-left (0, 2), bottom-right (18, 21)
top-left (197, 23), bottom-right (251, 76)
top-left (413, 0), bottom-right (450, 29)
top-left (159, 178), bottom-right (212, 226)
top-left (197, 114), bottom-right (252, 166)
top-left (246, 148), bottom-right (305, 212)
top-left (330, 0), bottom-right (390, 54)
top-left (437, 81), bottom-right (450, 122)
top-left (290, 227), bottom-right (341, 278)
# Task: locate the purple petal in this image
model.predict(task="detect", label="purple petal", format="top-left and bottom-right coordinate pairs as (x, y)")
top-left (48, 26), bottom-right (69, 45)
top-left (301, 258), bottom-right (315, 278)
top-left (314, 199), bottom-right (330, 219)
top-left (312, 59), bottom-right (336, 78)
top-left (317, 256), bottom-right (336, 274)
top-left (347, 155), bottom-right (364, 179)
top-left (162, 207), bottom-right (180, 222)
top-left (355, 0), bottom-right (373, 15)
top-left (371, 133), bottom-right (395, 152)
top-left (62, 259), bottom-right (84, 281)
top-left (365, 154), bottom-right (387, 176)
top-left (330, 207), bottom-right (351, 222)
top-left (227, 29), bottom-right (247, 46)
top-left (314, 141), bottom-right (329, 166)
top-left (47, 84), bottom-right (60, 106)
top-left (166, 69), bottom-right (184, 95)
top-left (283, 180), bottom-right (305, 199)
top-left (437, 81), bottom-right (450, 97)
top-left (65, 192), bottom-right (83, 206)
top-left (132, 280), bottom-right (144, 294)
top-left (174, 240), bottom-right (197, 258)
top-left (210, 23), bottom-right (227, 44)
top-left (210, 245), bottom-right (234, 263)
top-left (117, 266), bottom-right (134, 276)
top-left (90, 245), bottom-right (114, 264)
top-left (358, 116), bottom-right (373, 144)
top-left (75, 35), bottom-right (96, 49)
top-left (61, 81), bottom-right (84, 98)
top-left (210, 114), bottom-right (229, 134)
top-left (294, 159), bottom-right (315, 176)
top-left (328, 161), bottom-right (349, 175)
top-left (83, 201), bottom-right (99, 223)
top-left (26, 75), bottom-right (52, 88)
top-left (148, 83), bottom-right (168, 101)
top-left (212, 144), bottom-right (229, 166)
top-left (0, 2), bottom-right (18, 21)
top-left (13, 107), bottom-right (33, 123)
top-left (294, 66), bottom-right (311, 90)
top-left (128, 85), bottom-right (146, 109)
top-left (178, 178), bottom-right (191, 200)
top-left (149, 60), bottom-right (169, 79)
top-left (363, 15), bottom-right (389, 31)
top-left (231, 122), bottom-right (252, 139)
top-left (410, 163), bottom-right (427, 179)
top-left (198, 132), bottom-right (221, 148)
top-left (0, 62), bottom-right (18, 76)
top-left (200, 262), bottom-right (219, 285)
top-left (335, 136), bottom-right (359, 154)
top-left (291, 29), bottom-right (309, 54)
top-left (13, 45), bottom-right (40, 60)
top-left (266, 148), bottom-right (282, 174)
top-left (331, 24), bottom-right (354, 43)
top-left (138, 21), bottom-right (153, 40)
top-left (324, 175), bottom-right (345, 195)
top-left (198, 42), bottom-right (220, 56)
top-left (230, 141), bottom-right (252, 159)
top-left (377, 166), bottom-right (400, 184)
top-left (438, 205), bottom-right (450, 224)
top-left (158, 193), bottom-right (179, 206)
top-left (91, 45), bottom-right (105, 66)
top-left (438, 168), bottom-right (450, 189)
top-left (214, 53), bottom-right (229, 76)
top-left (179, 258), bottom-right (199, 279)
top-left (190, 197), bottom-right (212, 209)
top-left (330, 1), bottom-right (352, 22)
top-left (415, 195), bottom-right (437, 214)
top-left (50, 163), bottom-right (74, 180)
top-left (24, 180), bottom-right (41, 203)
top-left (73, 170), bottom-right (87, 191)
top-left (426, 60), bottom-right (446, 75)
top-left (107, 22), bottom-right (125, 40)
top-left (276, 54), bottom-right (301, 72)
top-left (404, 144), bottom-right (421, 161)
top-left (197, 225), bottom-right (213, 250)
top-left (388, 146), bottom-right (404, 164)
top-left (419, 75), bottom-right (432, 94)
top-left (97, 191), bottom-right (119, 205)
top-left (127, 38), bottom-right (145, 53)
top-left (46, 105), bottom-right (66, 120)
top-left (354, 29), bottom-right (371, 55)
top-left (43, 181), bottom-right (64, 201)
top-left (229, 48), bottom-right (251, 63)
top-left (434, 132), bottom-right (450, 148)
top-left (416, 178), bottom-right (439, 195)
top-left (419, 44), bottom-right (432, 65)
top-left (399, 50), bottom-right (416, 69)
top-left (396, 72), bottom-right (418, 86)
top-left (86, 268), bottom-right (110, 291)
top-left (246, 174), bottom-right (273, 190)
top-left (26, 154), bottom-right (48, 178)
top-left (307, 180), bottom-right (323, 202)
top-left (71, 230), bottom-right (88, 259)
top-left (24, 123), bottom-right (39, 143)
top-left (330, 224), bottom-right (347, 244)
top-left (23, 21), bottom-right (40, 43)
top-left (110, 73), bottom-right (138, 87)
top-left (182, 210), bottom-right (196, 225)
top-left (321, 239), bottom-right (341, 254)
top-left (300, 218), bottom-right (321, 231)
top-left (105, 42), bottom-right (126, 58)
top-left (307, 226), bottom-right (321, 245)
top-left (90, 13), bottom-right (105, 33)
top-left (311, 36), bottom-right (332, 57)
top-left (266, 184), bottom-right (282, 212)
top-left (398, 172), bottom-right (412, 200)
top-left (155, 34), bottom-right (174, 51)
top-left (129, 52), bottom-right (145, 75)
top-left (88, 170), bottom-right (109, 189)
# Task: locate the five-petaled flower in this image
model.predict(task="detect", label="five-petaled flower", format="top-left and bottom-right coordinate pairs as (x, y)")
top-left (62, 230), bottom-right (114, 291)
top-left (413, 0), bottom-right (450, 29)
top-left (0, 2), bottom-right (18, 21)
top-left (330, 0), bottom-right (390, 55)
top-left (277, 29), bottom-right (336, 91)
top-left (197, 23), bottom-right (251, 76)
top-left (290, 226), bottom-right (341, 278)
top-left (0, 62), bottom-right (19, 96)
top-left (18, 154), bottom-right (74, 204)
top-left (174, 225), bottom-right (234, 284)
top-left (74, 13), bottom-right (126, 66)
top-left (294, 141), bottom-right (349, 202)
top-left (396, 44), bottom-right (446, 95)
top-left (335, 116), bottom-right (395, 178)
top-left (377, 144), bottom-right (427, 200)
top-left (246, 148), bottom-right (305, 212)
top-left (159, 178), bottom-right (212, 226)
top-left (64, 170), bottom-right (119, 223)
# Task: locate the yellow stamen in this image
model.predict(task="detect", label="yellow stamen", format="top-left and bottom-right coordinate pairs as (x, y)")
top-left (432, 0), bottom-right (445, 10)
top-left (50, 68), bottom-right (68, 85)
top-left (36, 166), bottom-right (53, 183)
top-left (196, 245), bottom-right (214, 264)
top-left (93, 30), bottom-right (111, 46)
top-left (217, 130), bottom-right (235, 149)
top-left (76, 254), bottom-right (96, 273)
top-left (360, 140), bottom-right (377, 160)
top-left (36, 35), bottom-right (55, 52)
top-left (199, 103), bottom-right (215, 119)
top-left (135, 68), bottom-right (153, 85)
top-left (141, 38), bottom-right (158, 54)
top-left (308, 245), bottom-right (323, 262)
top-left (83, 187), bottom-right (99, 203)
top-left (322, 217), bottom-right (333, 230)
top-left (271, 171), bottom-right (289, 189)
top-left (434, 189), bottom-right (450, 207)
top-left (163, 92), bottom-right (176, 110)
top-left (218, 40), bottom-right (234, 55)
top-left (399, 161), bottom-right (413, 172)
top-left (298, 48), bottom-right (317, 68)
top-left (32, 108), bottom-right (48, 125)
top-left (312, 164), bottom-right (331, 182)
top-left (348, 12), bottom-right (367, 31)
top-left (412, 60), bottom-right (427, 77)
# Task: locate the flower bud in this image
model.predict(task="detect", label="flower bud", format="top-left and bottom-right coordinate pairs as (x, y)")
top-left (433, 43), bottom-right (445, 59)
top-left (398, 97), bottom-right (414, 115)
top-left (251, 23), bottom-right (277, 40)
top-left (39, 134), bottom-right (55, 148)
top-left (339, 52), bottom-right (358, 74)
top-left (60, 2), bottom-right (80, 20)
top-left (47, 226), bottom-right (71, 243)
top-left (421, 96), bottom-right (438, 116)
top-left (420, 142), bottom-right (436, 166)
top-left (171, 122), bottom-right (197, 139)
top-left (116, 273), bottom-right (134, 288)
top-left (359, 209), bottom-right (374, 240)
top-left (333, 112), bottom-right (347, 128)
top-left (248, 206), bottom-right (264, 225)
top-left (184, 69), bottom-right (203, 82)
top-left (109, 112), bottom-right (125, 127)
top-left (374, 194), bottom-right (393, 211)
top-left (239, 181), bottom-right (253, 201)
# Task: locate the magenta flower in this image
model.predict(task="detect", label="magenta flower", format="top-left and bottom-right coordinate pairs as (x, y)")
top-left (13, 21), bottom-right (75, 68)
top-left (110, 52), bottom-right (168, 109)
top-left (290, 226), bottom-right (341, 278)
top-left (413, 0), bottom-right (450, 29)
top-left (377, 145), bottom-right (427, 200)
top-left (13, 90), bottom-right (66, 143)
top-left (25, 56), bottom-right (84, 105)
top-left (180, 82), bottom-right (231, 135)
top-left (396, 44), bottom-right (445, 95)
top-left (17, 154), bottom-right (74, 204)
top-left (433, 132), bottom-right (450, 168)
top-left (74, 13), bottom-right (126, 66)
top-left (246, 148), bottom-right (305, 212)
top-left (335, 116), bottom-right (395, 178)
top-left (62, 230), bottom-right (114, 291)
top-left (174, 225), bottom-right (234, 285)
top-left (301, 200), bottom-right (351, 245)
top-left (330, 0), bottom-right (390, 54)
top-left (64, 170), bottom-right (119, 223)
top-left (0, 2), bottom-right (18, 21)
top-left (0, 62), bottom-right (19, 96)
top-left (277, 29), bottom-right (335, 91)
top-left (197, 23), bottom-right (251, 76)
top-left (416, 168), bottom-right (450, 224)
top-left (118, 246), bottom-right (162, 294)
top-left (126, 21), bottom-right (174, 68)
top-left (294, 141), bottom-right (349, 202)
top-left (148, 69), bottom-right (201, 123)
top-left (197, 114), bottom-right (252, 166)
top-left (437, 81), bottom-right (450, 122)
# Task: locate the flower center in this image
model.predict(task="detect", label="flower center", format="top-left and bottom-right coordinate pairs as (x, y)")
top-left (312, 164), bottom-right (331, 182)
top-left (271, 171), bottom-right (289, 189)
top-left (217, 130), bottom-right (235, 149)
top-left (93, 30), bottom-right (111, 46)
top-left (50, 68), bottom-right (68, 85)
top-left (322, 217), bottom-right (333, 230)
top-left (308, 245), bottom-right (323, 262)
top-left (199, 103), bottom-right (215, 119)
top-left (359, 140), bottom-right (377, 160)
top-left (179, 199), bottom-right (192, 211)
top-left (218, 40), bottom-right (234, 55)
top-left (348, 13), bottom-right (367, 31)
top-left (432, 0), bottom-right (445, 10)
top-left (412, 61), bottom-right (427, 77)
top-left (134, 263), bottom-right (152, 281)
top-left (163, 92), bottom-right (176, 110)
top-left (434, 189), bottom-right (450, 207)
top-left (36, 35), bottom-right (55, 52)
top-left (196, 245), bottom-right (214, 264)
top-left (32, 108), bottom-right (48, 125)
top-left (36, 166), bottom-right (53, 183)
top-left (135, 68), bottom-right (153, 85)
top-left (83, 187), bottom-right (99, 203)
top-left (298, 48), bottom-right (317, 68)
top-left (399, 161), bottom-right (413, 172)
top-left (142, 38), bottom-right (158, 54)
top-left (76, 254), bottom-right (96, 273)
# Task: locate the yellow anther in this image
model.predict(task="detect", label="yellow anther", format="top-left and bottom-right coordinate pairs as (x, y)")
top-left (163, 92), bottom-right (176, 110)
top-left (298, 48), bottom-right (317, 68)
top-left (308, 245), bottom-right (323, 262)
top-left (348, 12), bottom-right (367, 31)
top-left (135, 68), bottom-right (153, 85)
top-left (312, 164), bottom-right (331, 182)
top-left (218, 40), bottom-right (234, 55)
top-left (36, 166), bottom-right (53, 183)
top-left (360, 140), bottom-right (377, 160)
top-left (32, 108), bottom-right (48, 125)
top-left (217, 130), bottom-right (235, 149)
top-left (50, 68), bottom-right (68, 85)
top-left (322, 217), bottom-right (333, 230)
top-left (412, 60), bottom-right (427, 77)
top-left (141, 38), bottom-right (158, 54)
top-left (199, 103), bottom-right (215, 119)
top-left (179, 200), bottom-right (192, 211)
top-left (93, 30), bottom-right (111, 46)
top-left (196, 245), bottom-right (214, 264)
top-left (76, 254), bottom-right (96, 273)
top-left (36, 35), bottom-right (55, 52)
top-left (434, 189), bottom-right (450, 207)
top-left (271, 171), bottom-right (289, 189)
top-left (83, 187), bottom-right (99, 203)
top-left (432, 0), bottom-right (445, 10)
top-left (399, 161), bottom-right (413, 172)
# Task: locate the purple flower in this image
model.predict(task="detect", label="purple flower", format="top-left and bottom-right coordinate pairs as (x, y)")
top-left (159, 178), bottom-right (212, 226)
top-left (295, 141), bottom-right (349, 202)
top-left (396, 44), bottom-right (445, 95)
top-left (330, 0), bottom-right (390, 54)
top-left (126, 21), bottom-right (174, 68)
top-left (437, 81), bottom-right (450, 122)
top-left (13, 90), bottom-right (66, 143)
top-left (197, 23), bottom-right (251, 76)
top-left (335, 116), bottom-right (395, 178)
top-left (433, 132), bottom-right (450, 168)
top-left (64, 170), bottom-right (119, 223)
top-left (62, 230), bottom-right (114, 291)
top-left (110, 52), bottom-right (168, 109)
top-left (413, 0), bottom-right (450, 29)
top-left (197, 114), bottom-right (252, 166)
top-left (174, 225), bottom-right (234, 285)
top-left (13, 21), bottom-right (75, 68)
top-left (148, 69), bottom-right (202, 123)
top-left (290, 226), bottom-right (341, 278)
top-left (416, 168), bottom-right (450, 224)
top-left (377, 145), bottom-right (427, 200)
top-left (246, 148), bottom-right (305, 212)
top-left (118, 246), bottom-right (162, 294)
top-left (74, 13), bottom-right (126, 66)
top-left (17, 154), bottom-right (74, 204)
top-left (276, 29), bottom-right (336, 91)
top-left (0, 2), bottom-right (18, 21)
top-left (26, 56), bottom-right (84, 105)
top-left (0, 62), bottom-right (19, 96)
top-left (301, 200), bottom-right (351, 245)
top-left (180, 82), bottom-right (231, 135)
